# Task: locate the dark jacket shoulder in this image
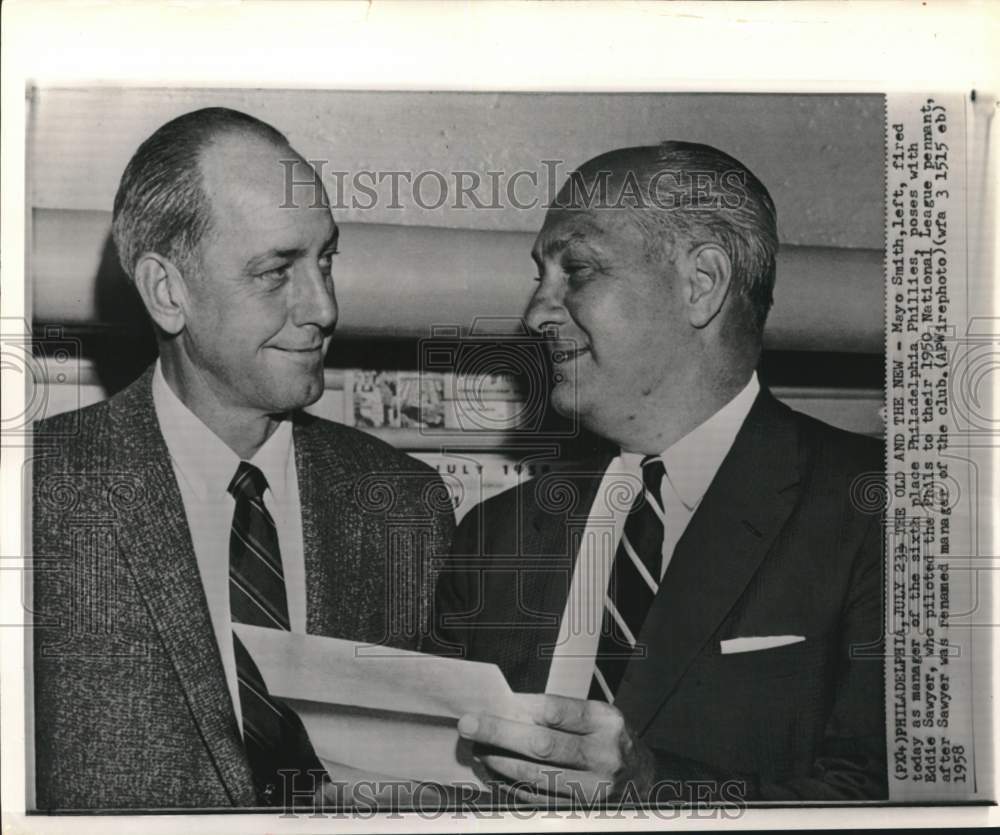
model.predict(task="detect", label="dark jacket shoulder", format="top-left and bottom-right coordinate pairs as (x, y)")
top-left (456, 454), bottom-right (611, 539)
top-left (786, 403), bottom-right (885, 494)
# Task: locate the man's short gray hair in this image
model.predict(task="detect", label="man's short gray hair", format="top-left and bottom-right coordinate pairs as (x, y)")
top-left (111, 107), bottom-right (289, 281)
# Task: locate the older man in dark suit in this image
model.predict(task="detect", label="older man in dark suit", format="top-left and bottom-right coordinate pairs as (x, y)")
top-left (31, 108), bottom-right (454, 811)
top-left (431, 142), bottom-right (885, 803)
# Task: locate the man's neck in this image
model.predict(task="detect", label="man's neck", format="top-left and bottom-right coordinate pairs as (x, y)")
top-left (202, 411), bottom-right (282, 462)
top-left (160, 361), bottom-right (281, 460)
top-left (609, 366), bottom-right (755, 456)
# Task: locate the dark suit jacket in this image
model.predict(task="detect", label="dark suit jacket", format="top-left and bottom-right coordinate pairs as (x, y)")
top-left (431, 390), bottom-right (886, 801)
top-left (31, 366), bottom-right (455, 810)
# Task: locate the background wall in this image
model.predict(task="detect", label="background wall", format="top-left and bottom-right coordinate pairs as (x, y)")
top-left (30, 89), bottom-right (883, 243)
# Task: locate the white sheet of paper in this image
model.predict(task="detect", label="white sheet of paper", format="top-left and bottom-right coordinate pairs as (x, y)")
top-left (234, 624), bottom-right (532, 786)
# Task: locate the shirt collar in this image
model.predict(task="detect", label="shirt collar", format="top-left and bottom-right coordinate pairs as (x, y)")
top-left (152, 359), bottom-right (294, 502)
top-left (622, 372), bottom-right (760, 511)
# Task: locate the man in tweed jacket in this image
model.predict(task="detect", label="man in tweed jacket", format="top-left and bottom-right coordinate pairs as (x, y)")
top-left (31, 108), bottom-right (454, 810)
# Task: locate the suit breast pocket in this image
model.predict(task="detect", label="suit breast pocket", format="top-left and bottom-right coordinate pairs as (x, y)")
top-left (699, 633), bottom-right (833, 684)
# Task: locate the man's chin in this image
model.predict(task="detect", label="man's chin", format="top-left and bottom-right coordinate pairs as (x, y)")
top-left (296, 374), bottom-right (327, 408)
top-left (301, 379), bottom-right (326, 408)
top-left (549, 383), bottom-right (582, 420)
top-left (263, 372), bottom-right (326, 414)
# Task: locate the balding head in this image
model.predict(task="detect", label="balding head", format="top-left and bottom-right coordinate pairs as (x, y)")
top-left (111, 107), bottom-right (295, 283)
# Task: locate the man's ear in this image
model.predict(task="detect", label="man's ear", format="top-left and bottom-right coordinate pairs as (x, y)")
top-left (686, 243), bottom-right (732, 329)
top-left (132, 253), bottom-right (189, 336)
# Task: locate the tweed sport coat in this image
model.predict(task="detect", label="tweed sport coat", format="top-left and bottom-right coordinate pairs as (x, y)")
top-left (31, 366), bottom-right (455, 811)
top-left (431, 389), bottom-right (887, 801)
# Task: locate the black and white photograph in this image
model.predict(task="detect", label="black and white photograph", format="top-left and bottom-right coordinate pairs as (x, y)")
top-left (1, 2), bottom-right (997, 832)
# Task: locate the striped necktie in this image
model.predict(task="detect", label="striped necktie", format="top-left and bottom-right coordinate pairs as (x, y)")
top-left (590, 455), bottom-right (667, 703)
top-left (228, 461), bottom-right (322, 806)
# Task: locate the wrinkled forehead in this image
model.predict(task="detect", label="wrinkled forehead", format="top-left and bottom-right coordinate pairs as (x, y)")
top-left (532, 204), bottom-right (643, 263)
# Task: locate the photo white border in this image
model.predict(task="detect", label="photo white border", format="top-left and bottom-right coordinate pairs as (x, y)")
top-left (3, 1), bottom-right (998, 832)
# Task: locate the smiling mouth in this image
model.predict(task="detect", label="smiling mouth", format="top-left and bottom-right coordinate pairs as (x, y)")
top-left (272, 345), bottom-right (324, 360)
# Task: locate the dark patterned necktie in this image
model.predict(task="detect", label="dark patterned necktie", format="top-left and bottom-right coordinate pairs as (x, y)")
top-left (590, 455), bottom-right (667, 703)
top-left (228, 461), bottom-right (322, 806)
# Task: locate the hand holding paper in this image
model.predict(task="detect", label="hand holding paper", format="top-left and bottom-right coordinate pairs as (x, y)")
top-left (457, 692), bottom-right (656, 803)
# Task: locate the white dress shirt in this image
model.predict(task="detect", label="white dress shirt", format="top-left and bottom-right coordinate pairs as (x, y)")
top-left (545, 373), bottom-right (761, 699)
top-left (152, 361), bottom-right (307, 732)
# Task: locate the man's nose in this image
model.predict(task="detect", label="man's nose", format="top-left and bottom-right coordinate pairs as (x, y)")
top-left (293, 265), bottom-right (338, 332)
top-left (524, 278), bottom-right (567, 336)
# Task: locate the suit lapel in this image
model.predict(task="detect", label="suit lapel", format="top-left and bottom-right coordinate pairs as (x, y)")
top-left (107, 368), bottom-right (256, 805)
top-left (614, 391), bottom-right (802, 733)
top-left (293, 415), bottom-right (355, 637)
